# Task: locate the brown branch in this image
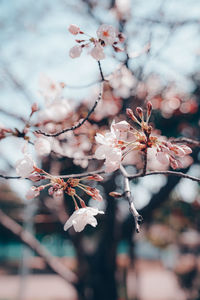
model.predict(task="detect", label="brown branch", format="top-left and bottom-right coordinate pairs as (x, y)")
top-left (0, 168), bottom-right (105, 181)
top-left (36, 83), bottom-right (103, 137)
top-left (120, 165), bottom-right (143, 233)
top-left (0, 209), bottom-right (77, 284)
top-left (127, 170), bottom-right (200, 183)
top-left (142, 149), bottom-right (148, 175)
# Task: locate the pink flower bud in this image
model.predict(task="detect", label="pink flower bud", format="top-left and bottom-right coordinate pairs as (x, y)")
top-left (109, 191), bottom-right (122, 198)
top-left (86, 174), bottom-right (104, 181)
top-left (126, 108), bottom-right (139, 123)
top-left (147, 101), bottom-right (152, 117)
top-left (136, 107), bottom-right (143, 119)
top-left (28, 173), bottom-right (44, 182)
top-left (68, 24), bottom-right (80, 35)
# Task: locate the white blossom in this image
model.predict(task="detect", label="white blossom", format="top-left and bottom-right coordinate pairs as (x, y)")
top-left (69, 45), bottom-right (82, 58)
top-left (90, 43), bottom-right (105, 60)
top-left (16, 154), bottom-right (35, 178)
top-left (97, 24), bottom-right (116, 45)
top-left (34, 137), bottom-right (51, 156)
top-left (64, 207), bottom-right (104, 232)
top-left (68, 24), bottom-right (80, 35)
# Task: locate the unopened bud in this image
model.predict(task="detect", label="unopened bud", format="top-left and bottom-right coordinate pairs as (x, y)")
top-left (126, 108), bottom-right (139, 123)
top-left (147, 101), bottom-right (152, 118)
top-left (147, 125), bottom-right (152, 134)
top-left (136, 107), bottom-right (143, 119)
top-left (86, 174), bottom-right (104, 181)
top-left (109, 191), bottom-right (122, 198)
top-left (29, 173), bottom-right (44, 182)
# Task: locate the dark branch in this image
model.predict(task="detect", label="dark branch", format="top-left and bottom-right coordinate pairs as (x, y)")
top-left (0, 174), bottom-right (21, 180)
top-left (128, 170), bottom-right (200, 183)
top-left (98, 61), bottom-right (105, 81)
top-left (36, 84), bottom-right (103, 137)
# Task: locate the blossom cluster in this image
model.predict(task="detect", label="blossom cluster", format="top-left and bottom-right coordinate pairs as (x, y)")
top-left (68, 24), bottom-right (125, 60)
top-left (95, 102), bottom-right (192, 172)
top-left (3, 23), bottom-right (195, 236)
top-left (15, 153), bottom-right (104, 232)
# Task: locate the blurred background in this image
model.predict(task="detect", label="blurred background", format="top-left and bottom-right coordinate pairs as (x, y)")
top-left (0, 0), bottom-right (200, 300)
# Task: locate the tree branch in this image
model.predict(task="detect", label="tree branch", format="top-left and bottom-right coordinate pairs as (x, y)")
top-left (120, 165), bottom-right (143, 233)
top-left (127, 170), bottom-right (200, 183)
top-left (0, 209), bottom-right (77, 284)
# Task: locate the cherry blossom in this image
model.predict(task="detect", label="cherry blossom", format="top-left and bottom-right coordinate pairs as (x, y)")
top-left (95, 128), bottom-right (122, 172)
top-left (96, 24), bottom-right (116, 45)
top-left (90, 43), bottom-right (105, 60)
top-left (16, 154), bottom-right (35, 178)
top-left (95, 120), bottom-right (132, 172)
top-left (68, 24), bottom-right (80, 35)
top-left (34, 137), bottom-right (51, 156)
top-left (64, 207), bottom-right (104, 232)
top-left (39, 74), bottom-right (63, 102)
top-left (95, 103), bottom-right (193, 172)
top-left (69, 45), bottom-right (82, 58)
top-left (28, 173), bottom-right (44, 182)
top-left (68, 23), bottom-right (124, 60)
top-left (85, 187), bottom-right (103, 202)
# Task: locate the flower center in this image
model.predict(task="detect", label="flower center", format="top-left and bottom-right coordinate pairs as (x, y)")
top-left (103, 31), bottom-right (109, 37)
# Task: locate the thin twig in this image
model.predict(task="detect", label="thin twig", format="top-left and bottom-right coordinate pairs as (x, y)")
top-left (0, 168), bottom-right (105, 180)
top-left (128, 170), bottom-right (200, 183)
top-left (36, 83), bottom-right (103, 137)
top-left (0, 174), bottom-right (21, 180)
top-left (98, 61), bottom-right (105, 81)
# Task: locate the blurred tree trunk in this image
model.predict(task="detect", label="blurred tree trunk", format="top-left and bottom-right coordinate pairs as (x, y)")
top-left (75, 176), bottom-right (119, 300)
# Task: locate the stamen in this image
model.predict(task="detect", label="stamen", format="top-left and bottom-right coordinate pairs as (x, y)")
top-left (72, 195), bottom-right (79, 210)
